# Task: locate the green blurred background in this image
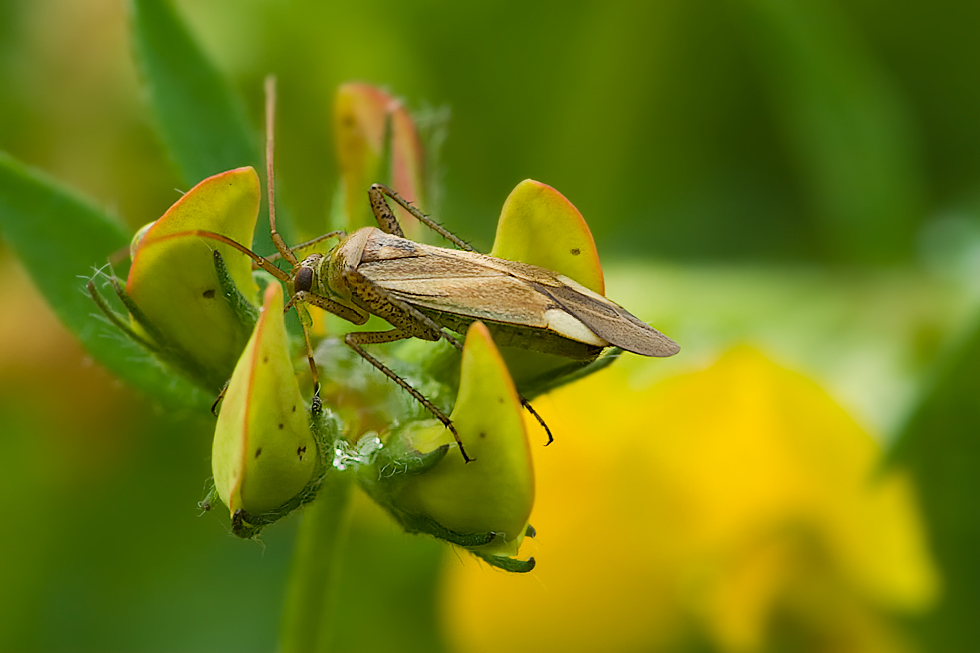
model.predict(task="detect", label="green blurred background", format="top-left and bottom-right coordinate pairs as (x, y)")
top-left (1, 1), bottom-right (979, 651)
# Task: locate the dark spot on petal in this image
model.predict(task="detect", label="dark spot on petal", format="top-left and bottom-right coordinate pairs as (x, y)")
top-left (479, 431), bottom-right (486, 438)
top-left (297, 445), bottom-right (307, 460)
top-left (278, 423), bottom-right (284, 430)
top-left (292, 405), bottom-right (297, 413)
top-left (263, 356), bottom-right (269, 364)
top-left (203, 289), bottom-right (216, 299)
top-left (255, 448), bottom-right (263, 458)
top-left (570, 248), bottom-right (581, 256)
top-left (498, 397), bottom-right (504, 404)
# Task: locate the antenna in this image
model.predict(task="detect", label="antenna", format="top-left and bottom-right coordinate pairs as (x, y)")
top-left (264, 75), bottom-right (297, 266)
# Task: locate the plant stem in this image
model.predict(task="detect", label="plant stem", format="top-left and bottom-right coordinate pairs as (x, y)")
top-left (279, 468), bottom-right (354, 653)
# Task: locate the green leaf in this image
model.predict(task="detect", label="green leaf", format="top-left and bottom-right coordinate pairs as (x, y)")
top-left (0, 151), bottom-right (208, 409)
top-left (887, 311), bottom-right (980, 652)
top-left (128, 0), bottom-right (286, 257)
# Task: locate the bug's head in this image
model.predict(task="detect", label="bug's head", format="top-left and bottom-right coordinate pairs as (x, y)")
top-left (294, 254), bottom-right (323, 293)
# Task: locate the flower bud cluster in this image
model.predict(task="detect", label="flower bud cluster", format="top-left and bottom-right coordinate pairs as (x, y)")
top-left (91, 84), bottom-right (617, 571)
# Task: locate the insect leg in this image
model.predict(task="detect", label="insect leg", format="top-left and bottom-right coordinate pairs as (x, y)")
top-left (344, 269), bottom-right (554, 445)
top-left (262, 230), bottom-right (346, 265)
top-left (342, 268), bottom-right (463, 349)
top-left (299, 312), bottom-right (323, 414)
top-left (286, 291), bottom-right (369, 410)
top-left (519, 397), bottom-right (553, 445)
top-left (367, 184), bottom-right (404, 237)
top-left (368, 183), bottom-right (475, 252)
top-left (345, 329), bottom-right (474, 463)
top-left (211, 380), bottom-right (229, 415)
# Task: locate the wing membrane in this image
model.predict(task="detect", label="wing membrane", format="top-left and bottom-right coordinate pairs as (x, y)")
top-left (358, 233), bottom-right (679, 356)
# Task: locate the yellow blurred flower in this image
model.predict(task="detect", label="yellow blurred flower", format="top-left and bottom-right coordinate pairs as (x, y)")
top-left (441, 346), bottom-right (938, 653)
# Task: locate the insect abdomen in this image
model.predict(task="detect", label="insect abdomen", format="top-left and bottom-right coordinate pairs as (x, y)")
top-left (416, 307), bottom-right (604, 361)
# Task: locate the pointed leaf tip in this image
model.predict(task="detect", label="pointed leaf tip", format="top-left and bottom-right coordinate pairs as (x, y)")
top-left (491, 180), bottom-right (604, 295)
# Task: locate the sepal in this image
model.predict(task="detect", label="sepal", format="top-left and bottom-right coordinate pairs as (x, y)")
top-left (491, 179), bottom-right (604, 294)
top-left (87, 248), bottom-right (258, 389)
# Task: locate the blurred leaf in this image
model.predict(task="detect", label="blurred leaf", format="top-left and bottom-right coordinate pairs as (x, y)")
top-left (888, 311), bottom-right (980, 652)
top-left (129, 0), bottom-right (256, 191)
top-left (0, 150), bottom-right (208, 409)
top-left (128, 0), bottom-right (284, 257)
top-left (731, 0), bottom-right (923, 264)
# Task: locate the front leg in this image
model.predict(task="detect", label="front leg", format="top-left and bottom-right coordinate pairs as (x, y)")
top-left (342, 267), bottom-right (463, 350)
top-left (289, 290), bottom-right (368, 326)
top-left (285, 290), bottom-right (369, 406)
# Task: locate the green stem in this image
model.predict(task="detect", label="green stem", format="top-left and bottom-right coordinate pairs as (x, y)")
top-left (279, 468), bottom-right (354, 653)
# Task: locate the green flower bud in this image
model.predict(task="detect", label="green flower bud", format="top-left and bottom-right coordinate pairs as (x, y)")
top-left (125, 167), bottom-right (261, 389)
top-left (358, 322), bottom-right (535, 572)
top-left (490, 179), bottom-right (616, 395)
top-left (491, 179), bottom-right (604, 294)
top-left (212, 283), bottom-right (333, 538)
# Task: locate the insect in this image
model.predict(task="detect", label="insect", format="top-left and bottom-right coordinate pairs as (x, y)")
top-left (195, 179), bottom-right (679, 461)
top-left (200, 80), bottom-right (678, 462)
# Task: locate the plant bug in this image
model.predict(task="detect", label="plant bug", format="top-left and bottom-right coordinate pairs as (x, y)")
top-left (196, 176), bottom-right (680, 462)
top-left (177, 79), bottom-right (680, 462)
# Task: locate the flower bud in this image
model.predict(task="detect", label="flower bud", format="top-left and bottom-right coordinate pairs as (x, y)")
top-left (334, 83), bottom-right (426, 238)
top-left (125, 167), bottom-right (261, 389)
top-left (491, 179), bottom-right (611, 395)
top-left (358, 322), bottom-right (535, 571)
top-left (492, 179), bottom-right (604, 295)
top-left (212, 283), bottom-right (326, 537)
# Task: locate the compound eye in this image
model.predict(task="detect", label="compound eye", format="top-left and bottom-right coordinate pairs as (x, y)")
top-left (294, 266), bottom-right (314, 293)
